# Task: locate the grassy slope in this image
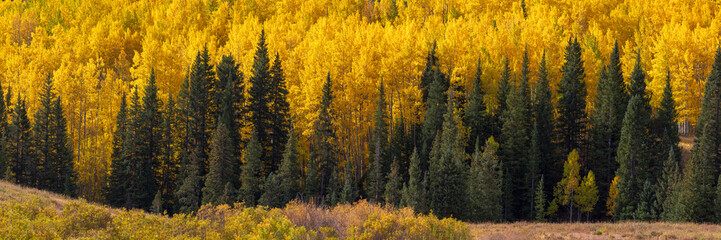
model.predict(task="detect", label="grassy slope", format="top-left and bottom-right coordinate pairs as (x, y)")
top-left (469, 222), bottom-right (721, 239)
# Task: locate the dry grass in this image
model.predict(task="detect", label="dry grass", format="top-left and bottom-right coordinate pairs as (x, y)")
top-left (469, 222), bottom-right (721, 239)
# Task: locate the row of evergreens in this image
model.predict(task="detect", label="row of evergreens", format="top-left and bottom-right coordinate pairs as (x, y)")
top-left (4, 30), bottom-right (721, 224)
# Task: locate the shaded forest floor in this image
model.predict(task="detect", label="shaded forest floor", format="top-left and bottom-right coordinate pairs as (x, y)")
top-left (469, 222), bottom-right (721, 239)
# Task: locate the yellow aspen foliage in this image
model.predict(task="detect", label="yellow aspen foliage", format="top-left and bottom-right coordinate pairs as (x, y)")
top-left (607, 176), bottom-right (620, 216)
top-left (555, 150), bottom-right (581, 207)
top-left (574, 170), bottom-right (599, 215)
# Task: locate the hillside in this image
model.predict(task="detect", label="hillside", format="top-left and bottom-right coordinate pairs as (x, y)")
top-left (3, 180), bottom-right (721, 239)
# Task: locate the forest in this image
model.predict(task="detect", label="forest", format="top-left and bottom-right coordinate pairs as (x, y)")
top-left (1, 0), bottom-right (721, 223)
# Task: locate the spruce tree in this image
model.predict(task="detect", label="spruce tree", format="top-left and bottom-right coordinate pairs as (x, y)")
top-left (215, 54), bottom-right (243, 166)
top-left (384, 159), bottom-right (402, 207)
top-left (366, 81), bottom-right (389, 202)
top-left (278, 128), bottom-right (300, 204)
top-left (528, 122), bottom-right (541, 220)
top-left (658, 147), bottom-right (681, 221)
top-left (175, 151), bottom-right (203, 214)
top-left (341, 162), bottom-right (358, 204)
top-left (389, 116), bottom-right (410, 181)
top-left (33, 75), bottom-right (57, 191)
top-left (557, 37), bottom-right (586, 155)
top-left (633, 180), bottom-right (656, 220)
top-left (427, 94), bottom-right (467, 219)
top-left (420, 69), bottom-right (447, 172)
top-left (492, 57), bottom-right (511, 138)
top-left (247, 30), bottom-right (273, 175)
top-left (400, 147), bottom-right (423, 211)
top-left (202, 124), bottom-right (236, 205)
top-left (325, 167), bottom-right (341, 206)
top-left (500, 80), bottom-right (531, 220)
top-left (269, 53), bottom-right (291, 173)
top-left (312, 73), bottom-right (337, 199)
top-left (104, 93), bottom-right (129, 207)
top-left (132, 70), bottom-right (163, 210)
top-left (158, 95), bottom-right (179, 213)
top-left (654, 70), bottom-right (681, 167)
top-left (465, 59), bottom-right (490, 153)
top-left (241, 133), bottom-right (263, 206)
top-left (188, 47), bottom-right (216, 177)
top-left (589, 41), bottom-right (628, 196)
top-left (534, 175), bottom-right (546, 222)
top-left (614, 96), bottom-right (652, 220)
top-left (8, 97), bottom-right (33, 186)
top-left (259, 172), bottom-right (283, 208)
top-left (534, 52), bottom-right (558, 195)
top-left (715, 175), bottom-right (721, 223)
top-left (52, 98), bottom-right (75, 196)
top-left (466, 137), bottom-right (502, 222)
top-left (677, 122), bottom-right (718, 222)
top-left (420, 42), bottom-right (444, 102)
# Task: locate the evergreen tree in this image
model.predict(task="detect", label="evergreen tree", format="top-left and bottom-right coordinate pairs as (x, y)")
top-left (627, 53), bottom-right (657, 176)
top-left (366, 81), bottom-right (389, 202)
top-left (534, 52), bottom-right (558, 195)
top-left (420, 69), bottom-right (447, 171)
top-left (8, 97), bottom-right (33, 186)
top-left (325, 167), bottom-right (341, 206)
top-left (175, 151), bottom-right (203, 214)
top-left (132, 70), bottom-right (164, 210)
top-left (557, 37), bottom-right (586, 155)
top-left (696, 48), bottom-right (721, 167)
top-left (653, 70), bottom-right (681, 168)
top-left (278, 128), bottom-right (301, 204)
top-left (247, 30), bottom-right (273, 175)
top-left (104, 93), bottom-right (129, 207)
top-left (52, 98), bottom-right (75, 196)
top-left (33, 75), bottom-right (58, 191)
top-left (420, 42), bottom-right (445, 102)
top-left (152, 190), bottom-right (163, 214)
top-left (427, 94), bottom-right (467, 219)
top-left (312, 73), bottom-right (337, 199)
top-left (219, 182), bottom-right (236, 206)
top-left (158, 95), bottom-right (179, 213)
top-left (215, 54), bottom-right (243, 178)
top-left (614, 96), bottom-right (652, 220)
top-left (384, 158), bottom-right (402, 207)
top-left (500, 80), bottom-right (531, 220)
top-left (658, 147), bottom-right (681, 221)
top-left (465, 59), bottom-right (490, 153)
top-left (715, 175), bottom-right (721, 223)
top-left (534, 175), bottom-right (546, 222)
top-left (492, 57), bottom-right (511, 138)
top-left (466, 137), bottom-right (503, 222)
top-left (188, 46), bottom-right (216, 177)
top-left (240, 133), bottom-right (263, 206)
top-left (389, 116), bottom-right (411, 181)
top-left (677, 122), bottom-right (718, 222)
top-left (528, 122), bottom-right (541, 220)
top-left (202, 124), bottom-right (236, 205)
top-left (589, 41), bottom-right (628, 196)
top-left (269, 53), bottom-right (291, 173)
top-left (400, 147), bottom-right (423, 211)
top-left (259, 172), bottom-right (283, 208)
top-left (633, 180), bottom-right (656, 221)
top-left (341, 162), bottom-right (358, 204)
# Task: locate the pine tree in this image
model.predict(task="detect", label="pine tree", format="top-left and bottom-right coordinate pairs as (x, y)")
top-left (384, 159), bottom-right (402, 207)
top-left (627, 53), bottom-right (657, 176)
top-left (278, 128), bottom-right (300, 204)
top-left (554, 150), bottom-right (581, 222)
top-left (202, 124), bottom-right (236, 205)
top-left (312, 73), bottom-right (337, 200)
top-left (158, 95), bottom-right (179, 213)
top-left (534, 52), bottom-right (558, 197)
top-left (132, 70), bottom-right (164, 210)
top-left (241, 133), bottom-right (263, 206)
top-left (247, 30), bottom-right (273, 176)
top-left (259, 172), bottom-right (283, 208)
top-left (614, 96), bottom-right (652, 220)
top-left (52, 98), bottom-right (75, 197)
top-left (589, 41), bottom-right (628, 196)
top-left (427, 94), bottom-right (467, 219)
top-left (466, 137), bottom-right (502, 222)
top-left (420, 69), bottom-right (447, 172)
top-left (557, 37), bottom-right (586, 156)
top-left (465, 59), bottom-right (490, 153)
top-left (420, 42), bottom-right (444, 102)
top-left (104, 93), bottom-right (129, 207)
top-left (215, 54), bottom-right (243, 177)
top-left (8, 97), bottom-right (33, 186)
top-left (366, 81), bottom-right (389, 202)
top-left (400, 147), bottom-right (423, 211)
top-left (268, 53), bottom-right (291, 174)
top-left (658, 147), bottom-right (681, 221)
top-left (575, 171), bottom-right (599, 221)
top-left (534, 175), bottom-right (546, 222)
top-left (500, 80), bottom-right (531, 220)
top-left (33, 75), bottom-right (58, 191)
top-left (633, 180), bottom-right (656, 221)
